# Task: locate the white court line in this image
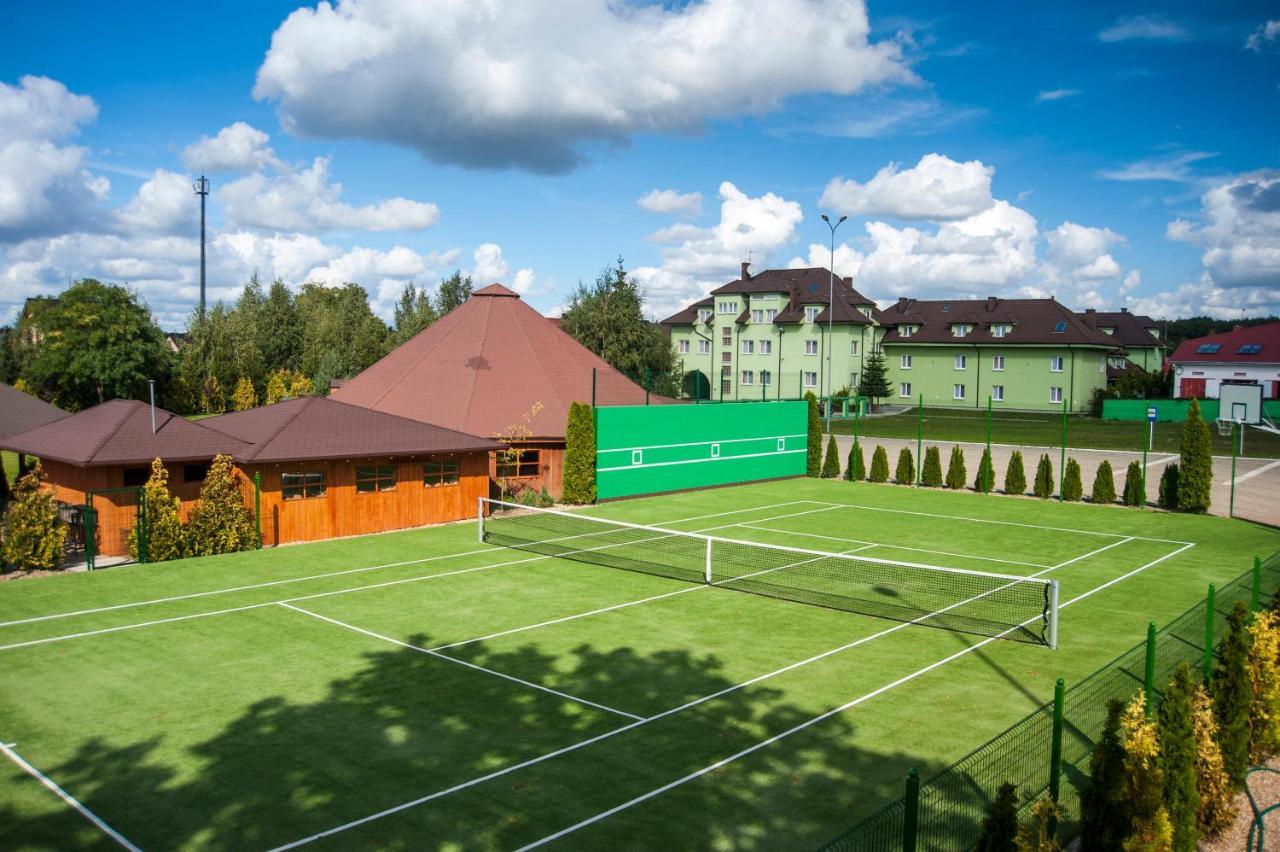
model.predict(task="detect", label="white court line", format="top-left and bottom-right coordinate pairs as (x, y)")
top-left (277, 604), bottom-right (643, 721)
top-left (1220, 457), bottom-right (1280, 487)
top-left (0, 501), bottom-right (815, 630)
top-left (1145, 454), bottom-right (1178, 469)
top-left (1, 741), bottom-right (141, 851)
top-left (1059, 542), bottom-right (1196, 607)
top-left (738, 525), bottom-right (1053, 569)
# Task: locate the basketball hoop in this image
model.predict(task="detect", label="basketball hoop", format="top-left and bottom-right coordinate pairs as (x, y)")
top-left (1217, 418), bottom-right (1235, 438)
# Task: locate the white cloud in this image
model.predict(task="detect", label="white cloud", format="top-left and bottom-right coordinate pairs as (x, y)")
top-left (638, 189), bottom-right (703, 216)
top-left (1036, 88), bottom-right (1080, 102)
top-left (253, 0), bottom-right (913, 173)
top-left (0, 75), bottom-right (97, 145)
top-left (820, 153), bottom-right (994, 221)
top-left (787, 243), bottom-right (866, 277)
top-left (1097, 151), bottom-right (1217, 183)
top-left (469, 243), bottom-right (542, 296)
top-left (1098, 15), bottom-right (1187, 43)
top-left (1245, 20), bottom-right (1279, 52)
top-left (218, 156), bottom-right (439, 232)
top-left (115, 170), bottom-right (199, 234)
top-left (181, 122), bottom-right (284, 173)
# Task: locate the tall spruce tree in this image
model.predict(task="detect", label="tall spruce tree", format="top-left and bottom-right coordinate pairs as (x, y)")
top-left (561, 402), bottom-right (596, 504)
top-left (805, 392), bottom-right (822, 476)
top-left (1177, 398), bottom-right (1212, 512)
top-left (1032, 454), bottom-right (1054, 498)
top-left (869, 445), bottom-right (889, 482)
top-left (1212, 600), bottom-right (1254, 786)
top-left (975, 782), bottom-right (1018, 852)
top-left (845, 442), bottom-right (865, 482)
top-left (821, 434), bottom-right (841, 479)
top-left (921, 446), bottom-right (943, 487)
top-left (1159, 664), bottom-right (1200, 852)
top-left (259, 279), bottom-right (301, 372)
top-left (1004, 451), bottom-right (1026, 495)
top-left (895, 446), bottom-right (915, 485)
top-left (1092, 460), bottom-right (1117, 504)
top-left (857, 349), bottom-right (891, 411)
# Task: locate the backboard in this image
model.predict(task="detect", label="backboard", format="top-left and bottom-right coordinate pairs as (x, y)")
top-left (1219, 382), bottom-right (1263, 425)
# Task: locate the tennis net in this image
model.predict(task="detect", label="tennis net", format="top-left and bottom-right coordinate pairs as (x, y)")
top-left (479, 499), bottom-right (1059, 647)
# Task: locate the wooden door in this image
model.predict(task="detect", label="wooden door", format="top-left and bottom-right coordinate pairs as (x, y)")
top-left (1180, 377), bottom-right (1206, 398)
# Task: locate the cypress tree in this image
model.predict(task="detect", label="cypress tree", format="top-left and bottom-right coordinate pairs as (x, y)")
top-left (845, 442), bottom-right (865, 482)
top-left (945, 446), bottom-right (966, 489)
top-left (1123, 460), bottom-right (1145, 507)
top-left (1081, 699), bottom-right (1131, 852)
top-left (561, 402), bottom-right (596, 504)
top-left (1177, 397), bottom-right (1212, 513)
top-left (1158, 664), bottom-right (1200, 852)
top-left (1032, 454), bottom-right (1054, 499)
top-left (1191, 684), bottom-right (1236, 835)
top-left (921, 446), bottom-right (943, 487)
top-left (975, 782), bottom-right (1018, 852)
top-left (821, 434), bottom-right (841, 479)
top-left (1212, 600), bottom-right (1254, 787)
top-left (805, 391), bottom-right (822, 477)
top-left (1015, 798), bottom-right (1062, 852)
top-left (184, 455), bottom-right (257, 556)
top-left (895, 446), bottom-right (915, 485)
top-left (1062, 458), bottom-right (1083, 502)
top-left (869, 445), bottom-right (889, 483)
top-left (1158, 463), bottom-right (1180, 510)
top-left (128, 458), bottom-right (185, 562)
top-left (1092, 460), bottom-right (1117, 504)
top-left (1003, 451), bottom-right (1026, 495)
top-left (974, 448), bottom-right (995, 493)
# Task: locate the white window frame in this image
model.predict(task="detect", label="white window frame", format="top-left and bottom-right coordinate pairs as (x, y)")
top-left (765, 308), bottom-right (777, 322)
top-left (953, 383), bottom-right (966, 400)
top-left (678, 339), bottom-right (689, 354)
top-left (1050, 355), bottom-right (1064, 373)
top-left (849, 372), bottom-right (858, 390)
top-left (992, 384), bottom-right (1004, 402)
top-left (741, 340), bottom-right (754, 355)
top-left (899, 382), bottom-right (912, 398)
top-left (751, 309), bottom-right (764, 324)
top-left (900, 325), bottom-right (914, 338)
top-left (900, 354), bottom-right (913, 369)
top-left (954, 354), bottom-right (967, 370)
top-left (992, 355), bottom-right (1005, 371)
top-left (803, 371), bottom-right (817, 388)
top-left (951, 324), bottom-right (971, 338)
top-left (760, 369), bottom-right (772, 386)
top-left (759, 339), bottom-right (772, 355)
top-left (991, 324), bottom-right (1008, 338)
top-left (697, 339), bottom-right (710, 355)
top-left (805, 306), bottom-right (821, 323)
top-left (804, 340), bottom-right (818, 356)
top-left (849, 340), bottom-right (858, 355)
top-left (697, 309), bottom-right (711, 323)
top-left (740, 370), bottom-right (754, 385)
top-left (717, 301), bottom-right (736, 315)
top-left (1050, 387), bottom-right (1063, 404)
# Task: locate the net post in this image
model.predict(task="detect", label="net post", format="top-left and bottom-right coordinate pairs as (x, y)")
top-left (704, 538), bottom-right (713, 584)
top-left (1251, 555), bottom-right (1262, 613)
top-left (1140, 417), bottom-right (1149, 510)
top-left (1047, 581), bottom-right (1060, 649)
top-left (1204, 583), bottom-right (1216, 683)
top-left (1058, 397), bottom-right (1066, 502)
top-left (477, 497), bottom-right (486, 543)
top-left (902, 767), bottom-right (920, 852)
top-left (915, 393), bottom-right (922, 486)
top-left (985, 394), bottom-right (992, 493)
top-left (1143, 621), bottom-right (1157, 716)
top-left (1231, 422), bottom-right (1239, 518)
top-left (1048, 677), bottom-right (1065, 837)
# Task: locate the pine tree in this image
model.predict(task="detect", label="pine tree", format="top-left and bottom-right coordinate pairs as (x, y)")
top-left (1158, 463), bottom-right (1180, 510)
top-left (0, 465), bottom-right (66, 571)
top-left (1248, 610), bottom-right (1280, 761)
top-left (1212, 600), bottom-right (1254, 787)
top-left (561, 402), bottom-right (596, 504)
top-left (184, 455), bottom-right (257, 557)
top-left (231, 377), bottom-right (257, 411)
top-left (869, 445), bottom-right (889, 483)
top-left (844, 442), bottom-right (865, 482)
top-left (1191, 684), bottom-right (1236, 835)
top-left (1177, 398), bottom-right (1212, 513)
top-left (1081, 699), bottom-right (1131, 852)
top-left (127, 458), bottom-right (185, 563)
top-left (895, 446), bottom-right (915, 485)
top-left (821, 434), bottom-right (841, 479)
top-left (1062, 458), bottom-right (1083, 502)
top-left (921, 446), bottom-right (943, 487)
top-left (857, 349), bottom-right (891, 411)
top-left (976, 782), bottom-right (1018, 852)
top-left (1092, 460), bottom-right (1117, 504)
top-left (1158, 664), bottom-right (1200, 852)
top-left (1121, 692), bottom-right (1174, 851)
top-left (1004, 451), bottom-right (1026, 495)
top-left (1014, 797), bottom-right (1062, 852)
top-left (974, 448), bottom-right (995, 493)
top-left (1123, 460), bottom-right (1145, 507)
top-left (943, 445), bottom-right (966, 489)
top-left (1032, 454), bottom-right (1054, 499)
top-left (805, 391), bottom-right (822, 477)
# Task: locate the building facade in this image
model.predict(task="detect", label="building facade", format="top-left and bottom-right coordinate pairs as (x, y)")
top-left (1168, 322), bottom-right (1280, 400)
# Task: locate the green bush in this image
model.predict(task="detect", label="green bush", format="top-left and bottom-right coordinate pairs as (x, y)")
top-left (1092, 460), bottom-right (1117, 504)
top-left (1177, 398), bottom-right (1212, 513)
top-left (895, 447), bottom-right (915, 485)
top-left (1032, 454), bottom-right (1053, 499)
top-left (945, 446), bottom-right (966, 490)
top-left (805, 391), bottom-right (822, 477)
top-left (1123, 460), bottom-right (1145, 507)
top-left (869, 445), bottom-right (889, 483)
top-left (1062, 458), bottom-right (1083, 502)
top-left (821, 434), bottom-right (841, 479)
top-left (921, 446), bottom-right (943, 487)
top-left (0, 465), bottom-right (66, 572)
top-left (844, 442), bottom-right (865, 482)
top-left (184, 454), bottom-right (257, 557)
top-left (128, 458), bottom-right (185, 562)
top-left (1159, 664), bottom-right (1200, 852)
top-left (1212, 601), bottom-right (1254, 787)
top-left (975, 782), bottom-right (1018, 852)
top-left (1004, 451), bottom-right (1026, 495)
top-left (538, 486), bottom-right (554, 508)
top-left (1158, 463), bottom-right (1180, 510)
top-left (561, 401), bottom-right (596, 504)
top-left (974, 448), bottom-right (994, 493)
top-left (1080, 699), bottom-right (1131, 852)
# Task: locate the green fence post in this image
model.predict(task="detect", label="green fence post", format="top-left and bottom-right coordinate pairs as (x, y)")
top-left (1204, 583), bottom-right (1216, 683)
top-left (1058, 398), bottom-right (1067, 501)
top-left (1230, 421), bottom-right (1239, 518)
top-left (591, 367), bottom-right (597, 408)
top-left (1049, 677), bottom-right (1065, 838)
top-left (853, 401), bottom-right (861, 457)
top-left (1252, 556), bottom-right (1262, 613)
top-left (902, 767), bottom-right (920, 852)
top-left (1140, 417), bottom-right (1149, 510)
top-left (985, 394), bottom-right (992, 493)
top-left (916, 393), bottom-right (923, 486)
top-left (85, 494), bottom-right (95, 572)
top-left (137, 487), bottom-right (148, 564)
top-left (254, 471), bottom-right (263, 549)
top-left (1144, 621), bottom-right (1157, 715)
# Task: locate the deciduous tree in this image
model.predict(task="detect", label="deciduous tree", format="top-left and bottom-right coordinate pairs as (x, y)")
top-left (434, 270), bottom-right (473, 315)
top-left (391, 282), bottom-right (438, 346)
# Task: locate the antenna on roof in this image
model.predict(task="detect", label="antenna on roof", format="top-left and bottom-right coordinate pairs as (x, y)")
top-left (149, 380), bottom-right (157, 434)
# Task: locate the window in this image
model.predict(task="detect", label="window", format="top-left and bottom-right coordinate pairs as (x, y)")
top-left (1100, 358), bottom-right (1107, 373)
top-left (1195, 343), bottom-right (1221, 354)
top-left (1100, 327), bottom-right (1115, 336)
top-left (804, 340), bottom-right (818, 355)
top-left (282, 471), bottom-right (326, 500)
top-left (991, 324), bottom-right (1010, 338)
top-left (900, 354), bottom-right (913, 369)
top-left (1052, 321), bottom-right (1067, 333)
top-left (760, 370), bottom-right (772, 386)
top-left (849, 372), bottom-right (858, 389)
top-left (182, 463), bottom-right (210, 483)
top-left (698, 339), bottom-right (710, 355)
top-left (954, 354), bottom-right (967, 370)
top-left (722, 352), bottom-right (732, 363)
top-left (951, 324), bottom-right (972, 338)
top-left (495, 450), bottom-right (540, 479)
top-left (900, 382), bottom-right (912, 397)
top-left (899, 325), bottom-right (914, 338)
top-left (992, 355), bottom-right (1005, 371)
top-left (805, 306), bottom-right (821, 323)
top-left (740, 370), bottom-right (754, 385)
top-left (697, 308), bottom-right (711, 323)
top-left (678, 339), bottom-right (690, 354)
top-left (953, 383), bottom-right (966, 400)
top-left (849, 340), bottom-right (858, 355)
top-left (1238, 344), bottom-right (1262, 355)
top-left (355, 465), bottom-right (397, 493)
top-left (422, 460), bottom-right (460, 486)
top-left (759, 339), bottom-right (772, 355)
top-left (717, 301), bottom-right (736, 314)
top-left (1050, 356), bottom-right (1064, 372)
top-left (765, 308), bottom-right (778, 322)
top-left (741, 339), bottom-right (754, 355)
top-left (721, 366), bottom-right (731, 378)
top-left (721, 328), bottom-right (732, 345)
top-left (751, 309), bottom-right (764, 323)
top-left (992, 385), bottom-right (1004, 402)
top-left (803, 371), bottom-right (817, 388)
top-left (123, 467), bottom-right (148, 487)
top-left (1050, 387), bottom-right (1063, 404)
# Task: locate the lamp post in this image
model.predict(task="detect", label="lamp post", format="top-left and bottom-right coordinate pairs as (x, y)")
top-left (820, 214), bottom-right (847, 430)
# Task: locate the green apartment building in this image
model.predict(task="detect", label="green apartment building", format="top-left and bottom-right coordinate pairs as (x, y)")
top-left (1077, 308), bottom-right (1167, 375)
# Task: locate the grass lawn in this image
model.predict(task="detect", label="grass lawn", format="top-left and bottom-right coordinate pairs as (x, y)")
top-left (829, 406), bottom-right (1280, 458)
top-left (1, 479), bottom-right (1277, 850)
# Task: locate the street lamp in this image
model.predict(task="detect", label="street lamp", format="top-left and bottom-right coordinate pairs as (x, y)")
top-left (820, 214), bottom-right (847, 430)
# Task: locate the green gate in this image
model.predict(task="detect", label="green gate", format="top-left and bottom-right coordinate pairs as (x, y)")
top-left (84, 485), bottom-right (146, 571)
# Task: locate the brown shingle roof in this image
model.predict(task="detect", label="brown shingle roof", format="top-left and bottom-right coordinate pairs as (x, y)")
top-left (711, 267), bottom-right (877, 306)
top-left (1078, 309), bottom-right (1166, 349)
top-left (332, 284), bottom-right (673, 441)
top-left (0, 382), bottom-right (67, 439)
top-left (660, 297), bottom-right (712, 326)
top-left (878, 297), bottom-right (1117, 347)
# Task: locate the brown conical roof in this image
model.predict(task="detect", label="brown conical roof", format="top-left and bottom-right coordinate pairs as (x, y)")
top-left (332, 285), bottom-right (670, 441)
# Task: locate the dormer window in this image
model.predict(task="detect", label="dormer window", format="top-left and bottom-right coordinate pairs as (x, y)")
top-left (990, 324), bottom-right (1011, 338)
top-left (697, 309), bottom-right (711, 323)
top-left (899, 325), bottom-right (915, 338)
top-left (1100, 327), bottom-right (1115, 335)
top-left (805, 306), bottom-right (821, 323)
top-left (951, 323), bottom-right (972, 338)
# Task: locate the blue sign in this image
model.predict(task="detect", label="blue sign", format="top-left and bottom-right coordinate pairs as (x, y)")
top-left (1147, 407), bottom-right (1158, 423)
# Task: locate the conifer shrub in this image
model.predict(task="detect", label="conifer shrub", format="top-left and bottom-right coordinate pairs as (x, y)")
top-left (1081, 698), bottom-right (1131, 851)
top-left (1062, 458), bottom-right (1083, 502)
top-left (1014, 798), bottom-right (1062, 852)
top-left (844, 442), bottom-right (865, 482)
top-left (1177, 397), bottom-right (1212, 512)
top-left (1212, 600), bottom-right (1254, 787)
top-left (538, 485), bottom-right (554, 508)
top-left (1120, 692), bottom-right (1174, 851)
top-left (974, 448), bottom-right (995, 493)
top-left (1191, 683), bottom-right (1236, 835)
top-left (0, 465), bottom-right (66, 572)
top-left (1248, 610), bottom-right (1280, 761)
top-left (869, 445), bottom-right (889, 483)
top-left (805, 392), bottom-right (822, 477)
top-left (184, 455), bottom-right (257, 556)
top-left (1158, 463), bottom-right (1180, 510)
top-left (231, 377), bottom-right (257, 411)
top-left (128, 458), bottom-right (185, 562)
top-left (895, 447), bottom-right (915, 485)
top-left (1122, 460), bottom-right (1145, 507)
top-left (1003, 451), bottom-right (1026, 495)
top-left (1092, 460), bottom-right (1117, 504)
top-left (944, 445), bottom-right (966, 489)
top-left (821, 434), bottom-right (841, 479)
top-left (561, 402), bottom-right (596, 504)
top-left (975, 782), bottom-right (1018, 852)
top-left (921, 446), bottom-right (943, 487)
top-left (201, 375), bottom-right (226, 414)
top-left (1158, 664), bottom-right (1200, 852)
top-left (1032, 454), bottom-right (1054, 499)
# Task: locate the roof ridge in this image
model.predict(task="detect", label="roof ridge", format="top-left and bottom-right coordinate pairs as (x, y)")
top-left (507, 296), bottom-right (572, 435)
top-left (244, 397), bottom-right (309, 461)
top-left (83, 400), bottom-right (143, 464)
top-left (322, 396), bottom-right (486, 440)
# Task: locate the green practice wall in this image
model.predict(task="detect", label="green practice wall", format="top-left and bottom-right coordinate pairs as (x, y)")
top-left (1102, 398), bottom-right (1280, 422)
top-left (595, 401), bottom-right (807, 499)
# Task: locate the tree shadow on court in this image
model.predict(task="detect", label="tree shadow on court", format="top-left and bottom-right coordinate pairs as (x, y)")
top-left (2, 632), bottom-right (985, 850)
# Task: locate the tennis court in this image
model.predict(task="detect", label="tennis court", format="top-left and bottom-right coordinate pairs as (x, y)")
top-left (2, 478), bottom-right (1277, 850)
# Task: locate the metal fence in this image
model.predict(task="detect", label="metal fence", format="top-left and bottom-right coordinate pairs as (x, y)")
top-left (819, 550), bottom-right (1280, 852)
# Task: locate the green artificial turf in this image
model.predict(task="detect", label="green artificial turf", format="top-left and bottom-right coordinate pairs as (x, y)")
top-left (828, 406), bottom-right (1280, 459)
top-left (1, 479), bottom-right (1277, 850)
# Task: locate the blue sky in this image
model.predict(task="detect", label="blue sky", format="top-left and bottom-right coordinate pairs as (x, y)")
top-left (1, 0), bottom-right (1277, 329)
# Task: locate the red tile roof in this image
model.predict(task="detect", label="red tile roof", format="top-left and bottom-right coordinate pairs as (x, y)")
top-left (0, 382), bottom-right (67, 439)
top-left (332, 284), bottom-right (672, 440)
top-left (1168, 321), bottom-right (1280, 364)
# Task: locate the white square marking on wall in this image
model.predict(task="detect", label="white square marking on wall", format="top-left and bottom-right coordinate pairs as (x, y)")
top-left (777, 438), bottom-right (786, 452)
top-left (632, 450), bottom-right (643, 465)
top-left (711, 443), bottom-right (721, 458)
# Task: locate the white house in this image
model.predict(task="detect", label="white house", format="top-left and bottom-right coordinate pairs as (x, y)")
top-left (1169, 321), bottom-right (1280, 400)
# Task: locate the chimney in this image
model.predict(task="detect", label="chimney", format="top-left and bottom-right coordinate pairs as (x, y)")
top-left (1120, 307), bottom-right (1128, 314)
top-left (740, 261), bottom-right (751, 281)
top-left (843, 276), bottom-right (853, 287)
top-left (985, 296), bottom-right (998, 312)
top-left (1085, 307), bottom-right (1096, 314)
top-left (896, 297), bottom-right (910, 313)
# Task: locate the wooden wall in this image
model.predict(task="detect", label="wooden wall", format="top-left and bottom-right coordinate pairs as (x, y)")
top-left (488, 442), bottom-right (565, 500)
